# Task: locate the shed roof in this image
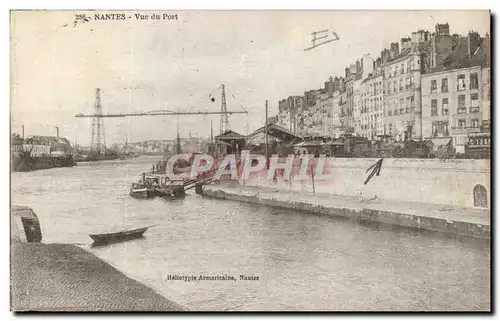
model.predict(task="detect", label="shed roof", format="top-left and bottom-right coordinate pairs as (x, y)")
top-left (248, 124), bottom-right (302, 141)
top-left (215, 130), bottom-right (246, 141)
top-left (431, 138), bottom-right (452, 146)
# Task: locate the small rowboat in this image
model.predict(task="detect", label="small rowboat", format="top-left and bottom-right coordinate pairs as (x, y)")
top-left (89, 225), bottom-right (156, 246)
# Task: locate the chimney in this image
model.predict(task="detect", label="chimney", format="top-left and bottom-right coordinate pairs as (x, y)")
top-left (468, 31), bottom-right (481, 59)
top-left (381, 49), bottom-right (390, 63)
top-left (432, 29), bottom-right (453, 68)
top-left (401, 37), bottom-right (412, 50)
top-left (452, 34), bottom-right (460, 50)
top-left (356, 60), bottom-right (361, 73)
top-left (345, 67), bottom-right (350, 78)
top-left (435, 23), bottom-right (450, 36)
top-left (411, 32), bottom-right (417, 43)
top-left (425, 31), bottom-right (431, 42)
top-left (350, 63), bottom-right (356, 75)
top-left (483, 33), bottom-right (491, 66)
top-left (338, 77), bottom-right (345, 92)
top-left (390, 42), bottom-right (400, 58)
top-left (325, 76), bottom-right (334, 97)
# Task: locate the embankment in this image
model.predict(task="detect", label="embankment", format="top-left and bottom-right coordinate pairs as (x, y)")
top-left (202, 183), bottom-right (490, 240)
top-left (11, 243), bottom-right (186, 312)
top-left (234, 157), bottom-right (491, 209)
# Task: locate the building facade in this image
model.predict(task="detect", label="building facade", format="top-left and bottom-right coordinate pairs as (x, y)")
top-left (383, 40), bottom-right (424, 141)
top-left (421, 31), bottom-right (490, 153)
top-left (360, 72), bottom-right (384, 139)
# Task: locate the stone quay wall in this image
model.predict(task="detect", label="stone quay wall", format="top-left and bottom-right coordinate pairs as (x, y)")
top-left (226, 157), bottom-right (490, 209)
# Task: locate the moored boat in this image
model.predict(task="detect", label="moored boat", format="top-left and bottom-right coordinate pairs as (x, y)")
top-left (130, 173), bottom-right (186, 199)
top-left (89, 226), bottom-right (154, 246)
top-left (129, 183), bottom-right (150, 198)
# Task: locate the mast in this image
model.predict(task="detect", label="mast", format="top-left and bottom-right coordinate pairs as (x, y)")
top-left (176, 131), bottom-right (182, 154)
top-left (210, 120), bottom-right (214, 155)
top-left (123, 134), bottom-right (128, 153)
top-left (265, 100), bottom-right (269, 159)
top-left (176, 115), bottom-right (182, 154)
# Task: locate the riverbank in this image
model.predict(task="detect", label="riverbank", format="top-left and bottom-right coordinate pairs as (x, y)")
top-left (202, 183), bottom-right (490, 240)
top-left (11, 243), bottom-right (186, 312)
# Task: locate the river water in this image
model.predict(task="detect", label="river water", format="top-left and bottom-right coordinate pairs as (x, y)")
top-left (11, 156), bottom-right (490, 311)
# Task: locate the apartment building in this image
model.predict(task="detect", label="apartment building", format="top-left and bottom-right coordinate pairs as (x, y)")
top-left (360, 71), bottom-right (384, 139)
top-left (421, 32), bottom-right (490, 153)
top-left (382, 38), bottom-right (427, 141)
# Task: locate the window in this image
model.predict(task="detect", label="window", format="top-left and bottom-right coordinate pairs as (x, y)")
top-left (431, 80), bottom-right (438, 92)
top-left (457, 74), bottom-right (466, 91)
top-left (458, 95), bottom-right (466, 113)
top-left (441, 78), bottom-right (448, 92)
top-left (394, 100), bottom-right (399, 115)
top-left (406, 97), bottom-right (411, 113)
top-left (400, 98), bottom-right (405, 114)
top-left (393, 81), bottom-right (398, 92)
top-left (399, 79), bottom-right (404, 91)
top-left (470, 72), bottom-right (479, 89)
top-left (407, 61), bottom-right (411, 72)
top-left (432, 123), bottom-right (437, 137)
top-left (442, 98), bottom-right (449, 115)
top-left (458, 119), bottom-right (466, 129)
top-left (472, 119), bottom-right (480, 128)
top-left (410, 76), bottom-right (415, 88)
top-left (394, 66), bottom-right (398, 76)
top-left (431, 99), bottom-right (438, 116)
top-left (406, 77), bottom-right (410, 89)
top-left (387, 82), bottom-right (392, 94)
top-left (470, 93), bottom-right (479, 112)
top-left (401, 63), bottom-right (405, 74)
top-left (389, 123), bottom-right (393, 135)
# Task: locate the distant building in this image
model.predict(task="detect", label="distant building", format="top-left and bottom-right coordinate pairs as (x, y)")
top-left (276, 95), bottom-right (302, 134)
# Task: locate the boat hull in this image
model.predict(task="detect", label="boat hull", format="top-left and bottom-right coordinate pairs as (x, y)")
top-left (130, 188), bottom-right (149, 199)
top-left (11, 154), bottom-right (76, 172)
top-left (89, 227), bottom-right (148, 246)
top-left (129, 188), bottom-right (171, 199)
top-left (84, 154), bottom-right (120, 162)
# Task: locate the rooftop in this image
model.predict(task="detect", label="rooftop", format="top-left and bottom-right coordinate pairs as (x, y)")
top-left (426, 37), bottom-right (490, 74)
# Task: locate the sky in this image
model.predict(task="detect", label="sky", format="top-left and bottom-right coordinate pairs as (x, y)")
top-left (10, 10), bottom-right (490, 145)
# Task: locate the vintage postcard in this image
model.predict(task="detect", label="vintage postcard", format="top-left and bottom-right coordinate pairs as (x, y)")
top-left (10, 10), bottom-right (491, 312)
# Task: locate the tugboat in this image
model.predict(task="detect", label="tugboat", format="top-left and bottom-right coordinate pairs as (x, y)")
top-left (130, 173), bottom-right (185, 199)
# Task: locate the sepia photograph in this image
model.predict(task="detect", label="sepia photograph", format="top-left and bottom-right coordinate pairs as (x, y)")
top-left (9, 9), bottom-right (491, 312)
